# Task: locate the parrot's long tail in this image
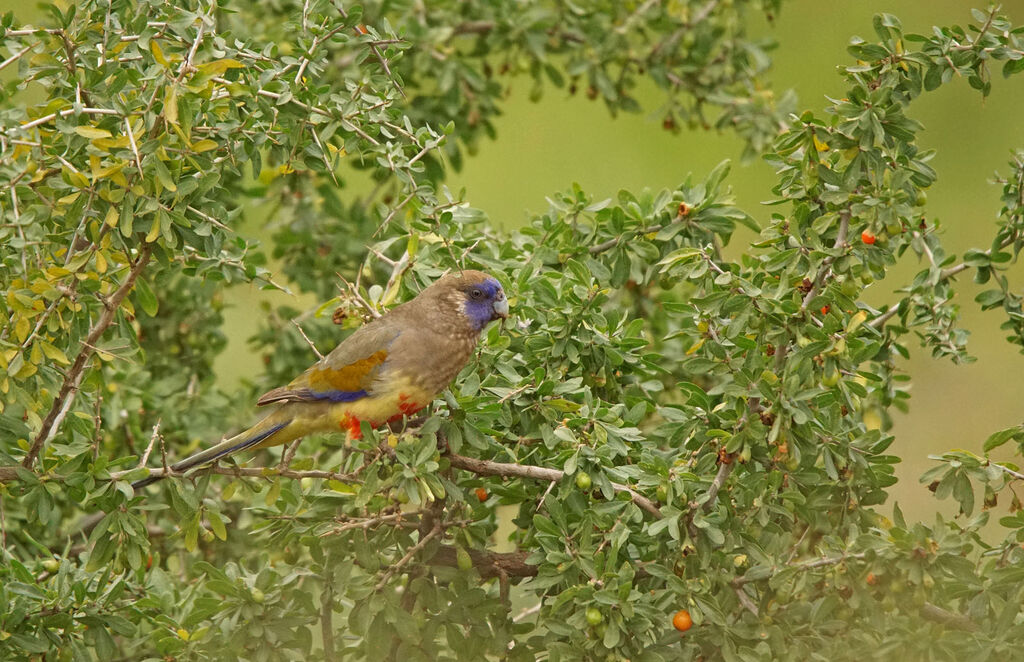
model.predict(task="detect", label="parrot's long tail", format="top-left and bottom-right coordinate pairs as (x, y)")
top-left (132, 416), bottom-right (292, 490)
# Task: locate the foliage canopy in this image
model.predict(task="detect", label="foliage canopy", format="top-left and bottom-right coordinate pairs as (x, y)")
top-left (2, 1), bottom-right (1024, 660)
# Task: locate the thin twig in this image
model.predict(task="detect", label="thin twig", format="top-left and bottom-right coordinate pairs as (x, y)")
top-left (920, 602), bottom-right (979, 632)
top-left (111, 464), bottom-right (362, 484)
top-left (734, 585), bottom-right (759, 617)
top-left (139, 421), bottom-right (161, 468)
top-left (535, 480), bottom-right (556, 512)
top-left (124, 116), bottom-right (143, 177)
top-left (870, 226), bottom-right (1020, 330)
top-left (336, 273), bottom-right (381, 318)
top-left (513, 602), bottom-right (542, 623)
top-left (733, 551), bottom-right (867, 587)
top-left (589, 209), bottom-right (689, 255)
top-left (446, 453), bottom-right (663, 519)
top-left (174, 16), bottom-right (206, 83)
top-left (0, 45), bottom-right (31, 74)
top-left (7, 107), bottom-right (121, 134)
top-left (703, 461), bottom-right (734, 512)
top-left (184, 204), bottom-right (230, 231)
top-left (291, 320), bottom-right (324, 361)
top-left (22, 245), bottom-right (153, 468)
top-left (10, 184), bottom-right (26, 275)
top-left (321, 583), bottom-right (335, 661)
top-left (994, 462), bottom-right (1024, 481)
top-left (799, 211), bottom-right (850, 314)
top-left (373, 522), bottom-right (442, 591)
top-left (373, 191), bottom-right (416, 237)
top-left (309, 126), bottom-right (339, 185)
top-left (320, 512), bottom-right (405, 537)
top-left (91, 396), bottom-right (103, 460)
top-left (278, 439), bottom-right (303, 470)
top-left (382, 250), bottom-right (411, 299)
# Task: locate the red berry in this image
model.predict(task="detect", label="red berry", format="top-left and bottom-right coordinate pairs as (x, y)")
top-left (820, 305), bottom-right (830, 315)
top-left (861, 231), bottom-right (876, 245)
top-left (672, 609), bottom-right (693, 632)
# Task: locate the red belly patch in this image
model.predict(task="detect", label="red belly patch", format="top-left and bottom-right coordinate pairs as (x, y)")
top-left (343, 394), bottom-right (425, 437)
top-left (387, 393), bottom-right (424, 423)
top-left (398, 393), bottom-right (424, 416)
top-left (340, 413), bottom-right (363, 439)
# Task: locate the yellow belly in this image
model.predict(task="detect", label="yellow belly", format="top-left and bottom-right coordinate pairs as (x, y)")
top-left (249, 377), bottom-right (435, 450)
top-left (334, 379), bottom-right (435, 437)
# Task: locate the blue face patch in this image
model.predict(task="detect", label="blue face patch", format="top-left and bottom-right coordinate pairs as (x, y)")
top-left (463, 278), bottom-right (505, 331)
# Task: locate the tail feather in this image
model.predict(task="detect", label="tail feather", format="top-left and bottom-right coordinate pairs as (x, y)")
top-left (132, 418), bottom-right (291, 490)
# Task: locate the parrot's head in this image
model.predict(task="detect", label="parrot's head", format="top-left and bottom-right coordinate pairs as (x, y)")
top-left (430, 269), bottom-right (508, 333)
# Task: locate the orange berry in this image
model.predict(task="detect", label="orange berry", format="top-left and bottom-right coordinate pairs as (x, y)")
top-left (866, 572), bottom-right (879, 586)
top-left (820, 305), bottom-right (830, 315)
top-left (475, 487), bottom-right (488, 502)
top-left (672, 609), bottom-right (693, 632)
top-left (861, 231), bottom-right (876, 245)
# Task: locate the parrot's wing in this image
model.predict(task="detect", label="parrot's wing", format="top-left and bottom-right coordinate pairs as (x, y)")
top-left (256, 321), bottom-right (401, 406)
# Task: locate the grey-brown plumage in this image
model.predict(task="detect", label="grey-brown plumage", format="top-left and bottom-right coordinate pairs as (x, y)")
top-left (133, 270), bottom-right (508, 489)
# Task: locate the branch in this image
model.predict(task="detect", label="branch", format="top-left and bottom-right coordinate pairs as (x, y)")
top-left (0, 45), bottom-right (31, 74)
top-left (429, 545), bottom-right (537, 579)
top-left (319, 512), bottom-right (406, 537)
top-left (703, 460), bottom-right (733, 512)
top-left (589, 219), bottom-right (672, 255)
top-left (452, 21), bottom-right (496, 37)
top-left (446, 452), bottom-right (663, 519)
top-left (321, 583), bottom-right (335, 662)
top-left (6, 107), bottom-right (121, 134)
top-left (734, 584), bottom-right (759, 617)
top-left (993, 462), bottom-right (1024, 481)
top-left (111, 464), bottom-right (362, 484)
top-left (22, 245), bottom-right (153, 469)
top-left (870, 226), bottom-right (1020, 330)
top-left (799, 210), bottom-right (850, 314)
top-left (732, 551), bottom-right (868, 587)
top-left (291, 319), bottom-right (324, 361)
top-left (374, 522), bottom-right (441, 591)
top-left (920, 602), bottom-right (980, 632)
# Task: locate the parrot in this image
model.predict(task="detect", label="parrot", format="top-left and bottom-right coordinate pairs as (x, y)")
top-left (132, 270), bottom-right (508, 489)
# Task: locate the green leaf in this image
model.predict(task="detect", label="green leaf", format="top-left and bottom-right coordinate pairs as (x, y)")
top-left (74, 126), bottom-right (112, 139)
top-left (135, 276), bottom-right (159, 316)
top-left (983, 425), bottom-right (1024, 452)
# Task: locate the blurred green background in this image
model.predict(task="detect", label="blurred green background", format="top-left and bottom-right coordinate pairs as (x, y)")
top-left (6, 0), bottom-right (1024, 523)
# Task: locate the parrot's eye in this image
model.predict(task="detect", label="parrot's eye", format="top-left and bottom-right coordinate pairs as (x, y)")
top-left (469, 288), bottom-right (484, 300)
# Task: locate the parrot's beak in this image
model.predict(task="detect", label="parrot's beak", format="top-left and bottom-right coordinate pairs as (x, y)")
top-left (493, 291), bottom-right (509, 319)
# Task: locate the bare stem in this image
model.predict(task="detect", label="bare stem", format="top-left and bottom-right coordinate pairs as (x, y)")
top-left (703, 461), bottom-right (734, 512)
top-left (799, 210), bottom-right (850, 314)
top-left (373, 522), bottom-right (441, 591)
top-left (870, 227), bottom-right (1020, 330)
top-left (139, 421), bottom-right (161, 468)
top-left (291, 320), bottom-right (325, 361)
top-left (22, 245), bottom-right (153, 469)
top-left (112, 464), bottom-right (362, 485)
top-left (446, 452), bottom-right (663, 519)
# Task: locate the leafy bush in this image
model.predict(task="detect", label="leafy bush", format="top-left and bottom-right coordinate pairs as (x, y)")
top-left (2, 1), bottom-right (1024, 660)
